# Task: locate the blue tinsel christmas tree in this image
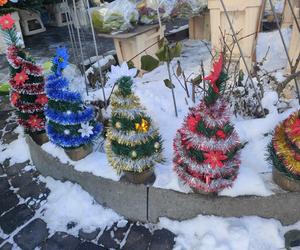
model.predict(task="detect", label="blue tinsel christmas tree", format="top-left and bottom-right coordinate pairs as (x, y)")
top-left (45, 47), bottom-right (102, 149)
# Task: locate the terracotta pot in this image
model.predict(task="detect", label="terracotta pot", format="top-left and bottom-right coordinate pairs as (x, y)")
top-left (122, 168), bottom-right (156, 185)
top-left (65, 144), bottom-right (93, 161)
top-left (191, 187), bottom-right (218, 196)
top-left (273, 167), bottom-right (300, 192)
top-left (30, 132), bottom-right (49, 145)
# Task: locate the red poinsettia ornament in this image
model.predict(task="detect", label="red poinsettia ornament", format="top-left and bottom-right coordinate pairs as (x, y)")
top-left (28, 114), bottom-right (43, 129)
top-left (0, 14), bottom-right (15, 30)
top-left (203, 150), bottom-right (228, 169)
top-left (35, 95), bottom-right (48, 105)
top-left (289, 118), bottom-right (300, 137)
top-left (187, 114), bottom-right (201, 132)
top-left (216, 129), bottom-right (226, 139)
top-left (203, 55), bottom-right (223, 94)
top-left (11, 92), bottom-right (20, 106)
top-left (14, 70), bottom-right (29, 86)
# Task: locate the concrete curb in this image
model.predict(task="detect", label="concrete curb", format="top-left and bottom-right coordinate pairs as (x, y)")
top-left (26, 135), bottom-right (300, 225)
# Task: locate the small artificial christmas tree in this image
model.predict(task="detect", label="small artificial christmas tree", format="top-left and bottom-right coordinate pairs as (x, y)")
top-left (173, 55), bottom-right (241, 193)
top-left (105, 63), bottom-right (163, 183)
top-left (267, 111), bottom-right (300, 191)
top-left (45, 47), bottom-right (102, 160)
top-left (0, 14), bottom-right (47, 141)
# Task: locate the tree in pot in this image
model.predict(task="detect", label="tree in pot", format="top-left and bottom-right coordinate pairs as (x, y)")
top-left (105, 63), bottom-right (164, 184)
top-left (173, 55), bottom-right (241, 194)
top-left (267, 111), bottom-right (300, 192)
top-left (0, 14), bottom-right (48, 145)
top-left (45, 47), bottom-right (102, 161)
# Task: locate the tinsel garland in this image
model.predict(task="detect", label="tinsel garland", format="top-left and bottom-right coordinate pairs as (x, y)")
top-left (173, 55), bottom-right (241, 193)
top-left (106, 72), bottom-right (164, 174)
top-left (46, 88), bottom-right (82, 103)
top-left (105, 140), bottom-right (163, 173)
top-left (46, 123), bottom-right (102, 148)
top-left (45, 107), bottom-right (94, 125)
top-left (284, 112), bottom-right (300, 150)
top-left (273, 119), bottom-right (300, 176)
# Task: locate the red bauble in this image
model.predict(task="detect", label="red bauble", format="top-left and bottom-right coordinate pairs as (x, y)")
top-left (203, 150), bottom-right (228, 169)
top-left (203, 55), bottom-right (223, 94)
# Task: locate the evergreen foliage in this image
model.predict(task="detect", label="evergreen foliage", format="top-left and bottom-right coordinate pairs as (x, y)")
top-left (105, 63), bottom-right (164, 174)
top-left (45, 48), bottom-right (102, 149)
top-left (173, 55), bottom-right (241, 193)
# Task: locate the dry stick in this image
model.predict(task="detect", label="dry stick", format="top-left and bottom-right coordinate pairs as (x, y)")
top-left (287, 0), bottom-right (300, 33)
top-left (167, 59), bottom-right (178, 117)
top-left (177, 61), bottom-right (190, 97)
top-left (200, 60), bottom-right (205, 92)
top-left (269, 0), bottom-right (300, 104)
top-left (220, 0), bottom-right (266, 117)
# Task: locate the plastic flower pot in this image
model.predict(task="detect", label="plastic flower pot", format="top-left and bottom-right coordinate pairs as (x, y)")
top-left (65, 144), bottom-right (93, 161)
top-left (122, 168), bottom-right (156, 185)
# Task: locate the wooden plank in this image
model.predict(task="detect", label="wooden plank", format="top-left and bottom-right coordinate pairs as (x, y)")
top-left (97, 24), bottom-right (160, 39)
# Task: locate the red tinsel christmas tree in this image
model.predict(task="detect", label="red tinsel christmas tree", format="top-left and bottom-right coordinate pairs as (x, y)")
top-left (173, 55), bottom-right (241, 193)
top-left (0, 14), bottom-right (47, 133)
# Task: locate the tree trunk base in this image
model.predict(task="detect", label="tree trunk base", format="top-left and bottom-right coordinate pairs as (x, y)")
top-left (30, 132), bottom-right (49, 146)
top-left (121, 168), bottom-right (156, 185)
top-left (191, 187), bottom-right (218, 196)
top-left (65, 144), bottom-right (93, 161)
top-left (273, 167), bottom-right (300, 192)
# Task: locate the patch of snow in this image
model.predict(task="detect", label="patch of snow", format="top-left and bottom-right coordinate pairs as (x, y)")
top-left (0, 126), bottom-right (30, 165)
top-left (40, 177), bottom-right (121, 235)
top-left (41, 142), bottom-right (119, 181)
top-left (159, 215), bottom-right (287, 250)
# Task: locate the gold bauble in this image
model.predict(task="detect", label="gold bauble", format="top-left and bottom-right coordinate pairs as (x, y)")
top-left (154, 142), bottom-right (160, 149)
top-left (115, 122), bottom-right (122, 129)
top-left (131, 150), bottom-right (137, 158)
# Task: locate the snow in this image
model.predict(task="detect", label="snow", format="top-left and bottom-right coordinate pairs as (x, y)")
top-left (159, 215), bottom-right (287, 250)
top-left (0, 126), bottom-right (31, 165)
top-left (40, 176), bottom-right (121, 236)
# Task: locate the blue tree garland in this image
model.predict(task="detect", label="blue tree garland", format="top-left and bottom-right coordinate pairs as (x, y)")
top-left (45, 47), bottom-right (102, 148)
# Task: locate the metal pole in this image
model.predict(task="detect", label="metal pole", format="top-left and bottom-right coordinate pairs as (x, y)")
top-left (63, 0), bottom-right (78, 64)
top-left (65, 0), bottom-right (81, 68)
top-left (72, 0), bottom-right (90, 96)
top-left (219, 0), bottom-right (266, 117)
top-left (269, 0), bottom-right (300, 104)
top-left (85, 0), bottom-right (107, 109)
top-left (287, 0), bottom-right (300, 33)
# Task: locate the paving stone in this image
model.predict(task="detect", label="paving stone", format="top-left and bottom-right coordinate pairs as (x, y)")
top-left (0, 204), bottom-right (34, 234)
top-left (149, 229), bottom-right (175, 250)
top-left (0, 177), bottom-right (9, 191)
top-left (0, 190), bottom-right (19, 215)
top-left (5, 161), bottom-right (29, 177)
top-left (18, 182), bottom-right (49, 200)
top-left (97, 221), bottom-right (130, 248)
top-left (14, 218), bottom-right (48, 250)
top-left (0, 164), bottom-right (4, 175)
top-left (41, 232), bottom-right (81, 250)
top-left (122, 224), bottom-right (152, 250)
top-left (2, 132), bottom-right (18, 144)
top-left (76, 242), bottom-right (106, 250)
top-left (285, 230), bottom-right (300, 249)
top-left (10, 172), bottom-right (37, 189)
top-left (98, 227), bottom-right (119, 249)
top-left (79, 228), bottom-right (100, 241)
top-left (0, 242), bottom-right (13, 250)
top-left (5, 123), bottom-right (18, 132)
